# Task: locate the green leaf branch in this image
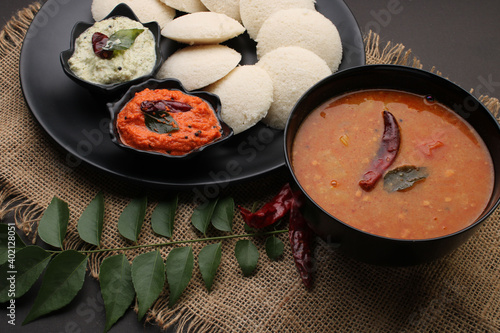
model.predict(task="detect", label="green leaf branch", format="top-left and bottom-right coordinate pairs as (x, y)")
top-left (0, 193), bottom-right (288, 332)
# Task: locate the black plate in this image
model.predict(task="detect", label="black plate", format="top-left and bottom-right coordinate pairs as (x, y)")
top-left (20, 0), bottom-right (365, 189)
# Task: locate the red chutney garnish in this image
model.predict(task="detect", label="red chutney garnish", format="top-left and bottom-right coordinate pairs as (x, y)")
top-left (116, 88), bottom-right (222, 156)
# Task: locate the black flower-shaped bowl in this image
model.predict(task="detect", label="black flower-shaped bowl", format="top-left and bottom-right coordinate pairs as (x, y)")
top-left (60, 4), bottom-right (163, 96)
top-left (107, 78), bottom-right (234, 159)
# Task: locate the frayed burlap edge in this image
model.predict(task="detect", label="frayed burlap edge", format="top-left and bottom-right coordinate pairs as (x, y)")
top-left (0, 3), bottom-right (41, 58)
top-left (1, 5), bottom-right (500, 332)
top-left (0, 3), bottom-right (44, 240)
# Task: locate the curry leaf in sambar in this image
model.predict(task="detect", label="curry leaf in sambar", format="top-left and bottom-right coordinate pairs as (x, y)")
top-left (118, 197), bottom-right (147, 242)
top-left (235, 240), bottom-right (259, 277)
top-left (131, 251), bottom-right (165, 320)
top-left (22, 250), bottom-right (88, 325)
top-left (99, 254), bottom-right (135, 332)
top-left (77, 192), bottom-right (105, 247)
top-left (198, 243), bottom-right (222, 292)
top-left (37, 196), bottom-right (69, 248)
top-left (384, 165), bottom-right (429, 192)
top-left (166, 246), bottom-right (194, 307)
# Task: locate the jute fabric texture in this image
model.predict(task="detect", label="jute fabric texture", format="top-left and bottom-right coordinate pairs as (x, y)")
top-left (1, 4), bottom-right (500, 332)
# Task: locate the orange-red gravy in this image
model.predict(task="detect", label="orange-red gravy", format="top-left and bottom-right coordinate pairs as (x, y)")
top-left (117, 88), bottom-right (222, 156)
top-left (292, 90), bottom-right (494, 239)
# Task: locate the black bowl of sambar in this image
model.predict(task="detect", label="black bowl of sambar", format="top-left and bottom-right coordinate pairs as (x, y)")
top-left (284, 64), bottom-right (500, 266)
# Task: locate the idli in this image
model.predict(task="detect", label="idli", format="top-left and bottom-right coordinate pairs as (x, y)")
top-left (256, 46), bottom-right (331, 129)
top-left (160, 0), bottom-right (208, 13)
top-left (162, 12), bottom-right (245, 44)
top-left (156, 45), bottom-right (241, 91)
top-left (240, 0), bottom-right (316, 40)
top-left (206, 65), bottom-right (273, 135)
top-left (91, 0), bottom-right (176, 29)
top-left (256, 8), bottom-right (343, 72)
top-left (201, 0), bottom-right (241, 22)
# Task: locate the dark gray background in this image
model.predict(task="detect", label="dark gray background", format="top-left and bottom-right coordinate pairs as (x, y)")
top-left (1, 1), bottom-right (499, 332)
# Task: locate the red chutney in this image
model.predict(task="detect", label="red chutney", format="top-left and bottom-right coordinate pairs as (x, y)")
top-left (116, 88), bottom-right (222, 156)
top-left (292, 90), bottom-right (495, 240)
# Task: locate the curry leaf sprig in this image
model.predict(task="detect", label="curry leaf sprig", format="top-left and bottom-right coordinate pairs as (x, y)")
top-left (0, 193), bottom-right (287, 332)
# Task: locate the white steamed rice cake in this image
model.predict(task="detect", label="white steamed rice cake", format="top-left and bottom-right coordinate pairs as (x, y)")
top-left (162, 12), bottom-right (245, 44)
top-left (201, 0), bottom-right (241, 22)
top-left (160, 0), bottom-right (207, 13)
top-left (256, 46), bottom-right (332, 129)
top-left (156, 44), bottom-right (241, 91)
top-left (239, 0), bottom-right (316, 40)
top-left (91, 0), bottom-right (176, 29)
top-left (206, 65), bottom-right (273, 135)
top-left (256, 8), bottom-right (343, 72)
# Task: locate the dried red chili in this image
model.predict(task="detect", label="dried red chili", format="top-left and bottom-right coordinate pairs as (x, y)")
top-left (359, 110), bottom-right (401, 191)
top-left (140, 100), bottom-right (193, 114)
top-left (239, 183), bottom-right (315, 288)
top-left (238, 183), bottom-right (294, 229)
top-left (289, 190), bottom-right (314, 289)
top-left (92, 32), bottom-right (113, 59)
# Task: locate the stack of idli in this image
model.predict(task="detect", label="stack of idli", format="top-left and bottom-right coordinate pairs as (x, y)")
top-left (90, 0), bottom-right (343, 135)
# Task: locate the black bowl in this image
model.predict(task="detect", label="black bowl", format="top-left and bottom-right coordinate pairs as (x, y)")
top-left (60, 4), bottom-right (163, 96)
top-left (107, 78), bottom-right (234, 159)
top-left (284, 64), bottom-right (500, 266)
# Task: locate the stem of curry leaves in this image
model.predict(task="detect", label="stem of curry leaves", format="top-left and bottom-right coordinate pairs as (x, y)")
top-left (44, 229), bottom-right (289, 254)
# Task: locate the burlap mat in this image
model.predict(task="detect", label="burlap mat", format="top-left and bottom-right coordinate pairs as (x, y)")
top-left (1, 3), bottom-right (500, 332)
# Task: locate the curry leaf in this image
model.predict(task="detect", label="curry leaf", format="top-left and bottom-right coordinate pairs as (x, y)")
top-left (99, 254), bottom-right (135, 332)
top-left (166, 246), bottom-right (194, 307)
top-left (198, 243), bottom-right (222, 292)
top-left (0, 246), bottom-right (51, 302)
top-left (22, 250), bottom-right (88, 325)
top-left (384, 165), bottom-right (429, 192)
top-left (144, 111), bottom-right (179, 134)
top-left (103, 29), bottom-right (144, 51)
top-left (151, 196), bottom-right (178, 238)
top-left (77, 192), bottom-right (105, 247)
top-left (211, 197), bottom-right (234, 232)
top-left (191, 198), bottom-right (219, 235)
top-left (37, 196), bottom-right (69, 248)
top-left (131, 251), bottom-right (165, 320)
top-left (235, 240), bottom-right (259, 277)
top-left (118, 197), bottom-right (147, 242)
top-left (265, 236), bottom-right (284, 261)
top-left (0, 224), bottom-right (26, 265)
